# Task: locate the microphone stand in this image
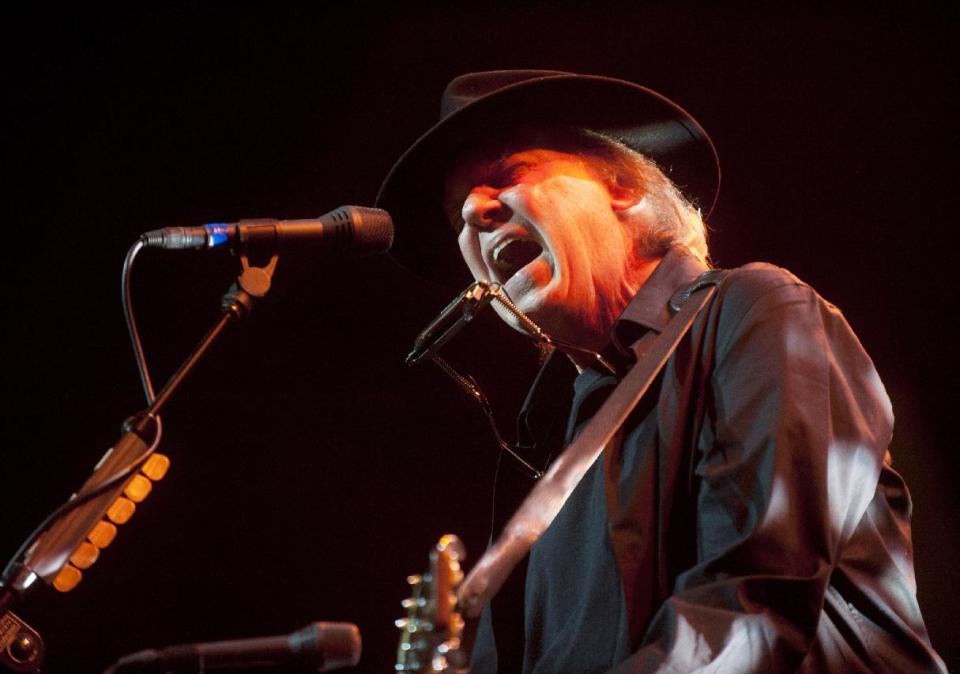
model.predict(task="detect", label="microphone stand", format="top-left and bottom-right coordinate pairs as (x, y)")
top-left (0, 251), bottom-right (279, 672)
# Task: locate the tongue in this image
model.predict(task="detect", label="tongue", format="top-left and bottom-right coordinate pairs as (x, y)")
top-left (496, 239), bottom-right (543, 277)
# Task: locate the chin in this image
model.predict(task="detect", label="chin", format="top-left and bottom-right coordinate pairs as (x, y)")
top-left (506, 288), bottom-right (583, 346)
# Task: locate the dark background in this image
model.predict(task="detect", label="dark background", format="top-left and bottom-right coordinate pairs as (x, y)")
top-left (2, 5), bottom-right (957, 672)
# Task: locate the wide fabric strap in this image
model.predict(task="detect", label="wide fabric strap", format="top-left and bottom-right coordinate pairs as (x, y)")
top-left (458, 271), bottom-right (725, 617)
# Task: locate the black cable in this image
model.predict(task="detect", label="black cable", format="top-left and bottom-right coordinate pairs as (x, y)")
top-left (430, 355), bottom-right (542, 480)
top-left (3, 238), bottom-right (245, 594)
top-left (122, 239), bottom-right (156, 403)
top-left (0, 417), bottom-right (161, 587)
top-left (0, 241), bottom-right (165, 590)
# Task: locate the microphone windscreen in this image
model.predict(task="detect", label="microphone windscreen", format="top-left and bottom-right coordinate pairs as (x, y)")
top-left (292, 621), bottom-right (362, 671)
top-left (338, 205), bottom-right (394, 256)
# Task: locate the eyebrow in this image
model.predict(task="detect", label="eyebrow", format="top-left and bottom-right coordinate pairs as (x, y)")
top-left (488, 155), bottom-right (534, 185)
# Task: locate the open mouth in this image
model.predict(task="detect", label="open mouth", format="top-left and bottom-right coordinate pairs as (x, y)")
top-left (492, 238), bottom-right (544, 281)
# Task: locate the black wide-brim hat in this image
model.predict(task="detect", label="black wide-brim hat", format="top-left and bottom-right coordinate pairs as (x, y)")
top-left (376, 70), bottom-right (720, 287)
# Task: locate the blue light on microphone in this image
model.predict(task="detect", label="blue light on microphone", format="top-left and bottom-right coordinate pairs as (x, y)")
top-left (203, 223), bottom-right (232, 247)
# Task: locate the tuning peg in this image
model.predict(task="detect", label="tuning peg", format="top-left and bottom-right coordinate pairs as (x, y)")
top-left (87, 521), bottom-right (117, 549)
top-left (141, 453), bottom-right (170, 480)
top-left (123, 475), bottom-right (153, 502)
top-left (106, 497), bottom-right (136, 525)
top-left (399, 640), bottom-right (429, 653)
top-left (437, 534), bottom-right (465, 559)
top-left (68, 542), bottom-right (99, 569)
top-left (52, 563), bottom-right (82, 592)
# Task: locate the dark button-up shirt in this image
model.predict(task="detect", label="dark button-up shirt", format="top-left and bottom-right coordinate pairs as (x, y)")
top-left (473, 249), bottom-right (946, 673)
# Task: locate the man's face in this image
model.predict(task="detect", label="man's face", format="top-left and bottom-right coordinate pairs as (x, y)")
top-left (446, 148), bottom-right (648, 349)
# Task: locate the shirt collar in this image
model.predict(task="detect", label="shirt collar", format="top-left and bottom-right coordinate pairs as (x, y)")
top-left (519, 248), bottom-right (709, 434)
top-left (611, 247), bottom-right (708, 350)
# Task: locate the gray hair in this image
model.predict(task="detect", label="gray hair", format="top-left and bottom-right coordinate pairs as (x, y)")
top-left (449, 126), bottom-right (712, 265)
top-left (577, 130), bottom-right (711, 265)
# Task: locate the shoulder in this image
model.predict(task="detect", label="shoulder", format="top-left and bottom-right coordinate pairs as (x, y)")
top-left (713, 262), bottom-right (813, 320)
top-left (718, 262), bottom-right (812, 308)
top-left (710, 262), bottom-right (835, 356)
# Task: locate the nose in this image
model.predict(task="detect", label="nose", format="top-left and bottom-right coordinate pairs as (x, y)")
top-left (462, 190), bottom-right (512, 231)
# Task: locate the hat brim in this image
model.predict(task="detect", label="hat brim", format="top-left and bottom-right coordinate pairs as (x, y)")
top-left (376, 73), bottom-right (719, 288)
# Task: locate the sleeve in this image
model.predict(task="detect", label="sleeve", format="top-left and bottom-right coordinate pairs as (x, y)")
top-left (612, 267), bottom-right (895, 673)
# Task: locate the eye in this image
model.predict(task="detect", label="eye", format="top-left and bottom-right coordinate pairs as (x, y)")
top-left (488, 161), bottom-right (529, 189)
top-left (485, 173), bottom-right (511, 190)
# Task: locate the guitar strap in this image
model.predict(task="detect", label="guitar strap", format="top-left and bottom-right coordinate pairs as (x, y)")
top-left (458, 269), bottom-right (726, 618)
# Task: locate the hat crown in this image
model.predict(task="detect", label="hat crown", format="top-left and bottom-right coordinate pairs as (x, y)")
top-left (440, 70), bottom-right (573, 120)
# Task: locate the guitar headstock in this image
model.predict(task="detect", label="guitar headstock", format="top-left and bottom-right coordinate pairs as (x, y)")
top-left (395, 534), bottom-right (468, 673)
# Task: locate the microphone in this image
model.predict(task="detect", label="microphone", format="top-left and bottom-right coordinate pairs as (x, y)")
top-left (141, 206), bottom-right (394, 257)
top-left (105, 621), bottom-right (361, 673)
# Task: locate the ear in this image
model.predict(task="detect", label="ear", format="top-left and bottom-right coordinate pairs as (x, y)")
top-left (610, 195), bottom-right (640, 212)
top-left (609, 185), bottom-right (641, 214)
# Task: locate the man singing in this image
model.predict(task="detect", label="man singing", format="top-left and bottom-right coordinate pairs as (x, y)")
top-left (378, 71), bottom-right (946, 673)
